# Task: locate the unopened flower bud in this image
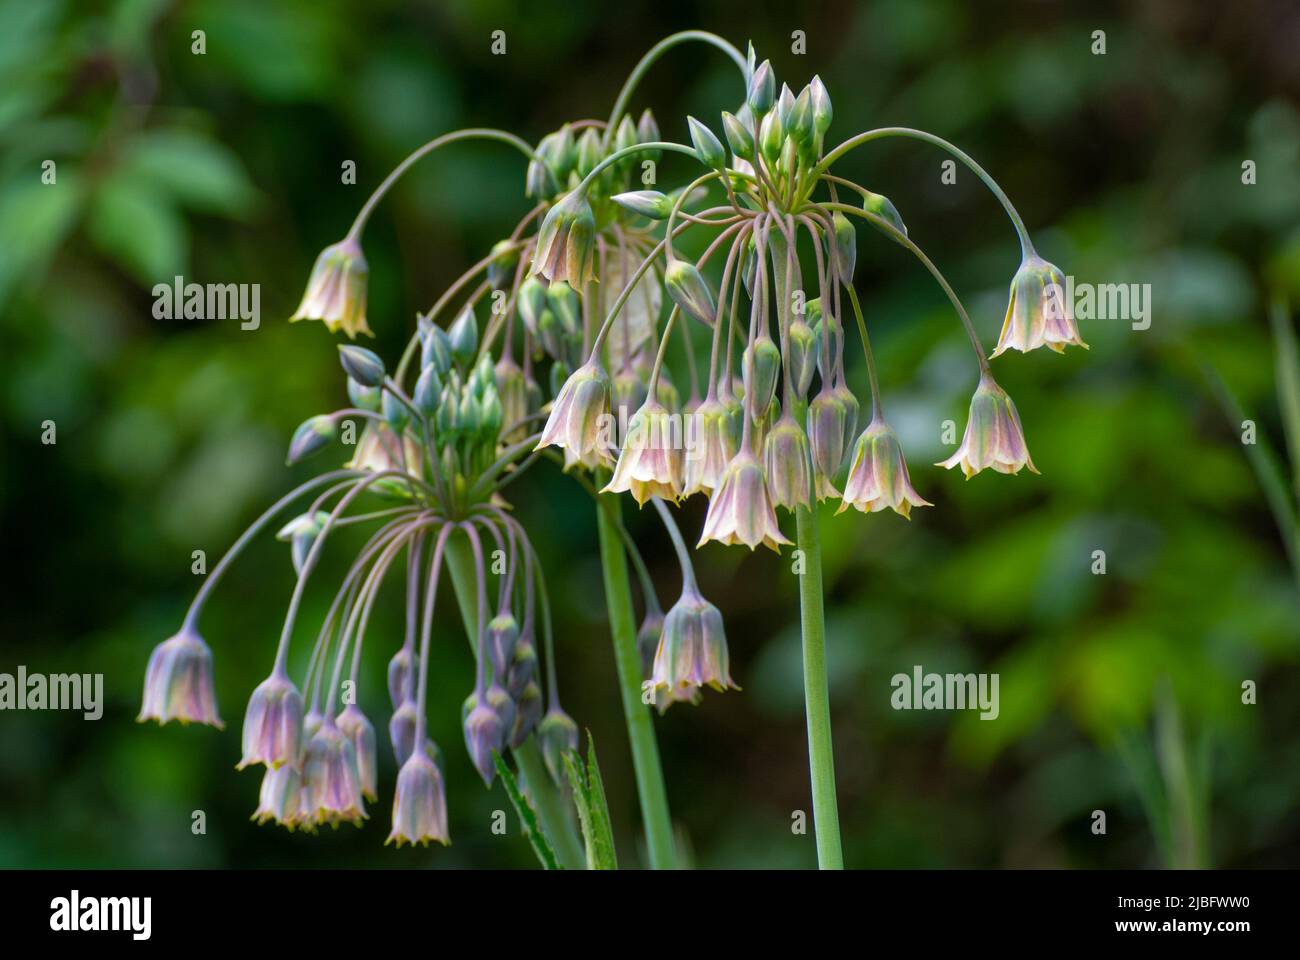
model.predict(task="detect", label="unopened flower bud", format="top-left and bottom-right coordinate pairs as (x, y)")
top-left (338, 344), bottom-right (385, 387)
top-left (742, 334), bottom-right (781, 418)
top-left (637, 108), bottom-right (661, 153)
top-left (381, 388), bottom-right (409, 431)
top-left (831, 211), bottom-right (857, 280)
top-left (487, 239), bottom-right (520, 289)
top-left (518, 276), bottom-right (548, 336)
top-left (389, 698), bottom-right (418, 764)
top-left (387, 646), bottom-right (414, 709)
top-left (612, 190), bottom-right (673, 220)
top-left (748, 60), bottom-right (776, 117)
top-left (810, 75), bottom-right (833, 136)
top-left (863, 190), bottom-right (908, 240)
top-left (347, 377), bottom-right (380, 412)
top-left (419, 317), bottom-right (452, 375)
top-left (759, 110), bottom-right (784, 166)
top-left (286, 415), bottom-right (336, 466)
top-left (636, 609), bottom-right (665, 680)
top-left (537, 707), bottom-right (579, 786)
top-left (486, 613), bottom-right (521, 681)
top-left (721, 111), bottom-right (755, 163)
top-left (687, 116), bottom-right (725, 170)
top-left (463, 698), bottom-right (505, 786)
top-left (510, 680), bottom-right (543, 749)
top-left (787, 319), bottom-right (817, 401)
top-left (664, 258), bottom-right (718, 329)
top-left (413, 364), bottom-right (443, 416)
top-left (275, 510), bottom-right (329, 576)
top-left (448, 306), bottom-right (478, 368)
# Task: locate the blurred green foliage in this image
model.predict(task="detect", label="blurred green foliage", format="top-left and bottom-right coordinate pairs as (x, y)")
top-left (2, 0), bottom-right (1298, 868)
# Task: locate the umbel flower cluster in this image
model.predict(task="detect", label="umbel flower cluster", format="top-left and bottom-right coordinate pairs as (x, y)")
top-left (139, 33), bottom-right (1083, 856)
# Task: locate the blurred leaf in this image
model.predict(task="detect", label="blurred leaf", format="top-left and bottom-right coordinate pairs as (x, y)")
top-left (87, 170), bottom-right (186, 285)
top-left (123, 129), bottom-right (259, 217)
top-left (0, 172), bottom-right (83, 306)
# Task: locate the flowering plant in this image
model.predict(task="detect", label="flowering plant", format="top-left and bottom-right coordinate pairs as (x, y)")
top-left (139, 31), bottom-right (1082, 868)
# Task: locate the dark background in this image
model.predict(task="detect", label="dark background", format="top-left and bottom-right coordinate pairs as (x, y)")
top-left (2, 0), bottom-right (1298, 868)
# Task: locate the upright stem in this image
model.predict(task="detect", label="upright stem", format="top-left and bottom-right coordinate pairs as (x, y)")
top-left (595, 493), bottom-right (677, 869)
top-left (794, 503), bottom-right (843, 869)
top-left (443, 531), bottom-right (585, 870)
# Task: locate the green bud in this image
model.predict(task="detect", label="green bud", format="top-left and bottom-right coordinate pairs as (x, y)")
top-left (287, 415), bottom-right (336, 465)
top-left (687, 116), bottom-right (725, 170)
top-left (748, 59), bottom-right (775, 117)
top-left (863, 189), bottom-right (908, 240)
top-left (721, 110), bottom-right (755, 162)
top-left (776, 83), bottom-right (795, 129)
top-left (479, 387), bottom-right (503, 440)
top-left (812, 307), bottom-right (843, 382)
top-left (437, 385), bottom-right (459, 437)
top-left (546, 280), bottom-right (581, 337)
top-left (637, 108), bottom-right (661, 160)
top-left (831, 211), bottom-right (857, 280)
top-left (789, 86), bottom-right (814, 146)
top-left (338, 345), bottom-right (385, 388)
top-left (614, 115), bottom-right (638, 166)
top-left (347, 377), bottom-right (380, 412)
top-left (458, 390), bottom-right (481, 435)
top-left (413, 365), bottom-right (443, 416)
top-left (548, 359), bottom-right (572, 398)
top-left (551, 125), bottom-right (576, 179)
top-left (418, 317), bottom-right (452, 376)
top-left (537, 707), bottom-right (579, 786)
top-left (810, 75), bottom-right (832, 137)
top-left (759, 110), bottom-right (784, 167)
top-left (449, 306), bottom-right (478, 368)
top-left (742, 334), bottom-right (781, 417)
top-left (576, 128), bottom-right (603, 179)
top-left (664, 258), bottom-right (717, 328)
top-left (382, 388), bottom-right (409, 431)
top-left (487, 239), bottom-right (520, 289)
top-left (612, 190), bottom-right (673, 220)
top-left (787, 319), bottom-right (818, 401)
top-left (517, 276), bottom-right (547, 336)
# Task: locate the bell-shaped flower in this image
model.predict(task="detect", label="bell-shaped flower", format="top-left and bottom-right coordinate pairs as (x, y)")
top-left (463, 695), bottom-right (506, 786)
top-left (301, 718), bottom-right (367, 827)
top-left (290, 237), bottom-right (371, 338)
top-left (602, 399), bottom-right (683, 505)
top-left (992, 254), bottom-right (1088, 357)
top-left (335, 704), bottom-right (378, 802)
top-left (938, 373), bottom-right (1039, 477)
top-left (531, 191), bottom-right (596, 287)
top-left (699, 450), bottom-right (791, 552)
top-left (386, 751), bottom-right (450, 847)
top-left (839, 418), bottom-right (933, 518)
top-left (237, 670), bottom-right (304, 770)
top-left (650, 585), bottom-right (736, 711)
top-left (138, 626), bottom-right (223, 728)
top-left (537, 361), bottom-right (613, 467)
top-left (763, 413), bottom-right (813, 511)
top-left (682, 397), bottom-right (738, 498)
top-left (251, 763), bottom-right (303, 831)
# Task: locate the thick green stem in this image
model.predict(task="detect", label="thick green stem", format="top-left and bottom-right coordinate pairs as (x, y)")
top-left (795, 504), bottom-right (843, 869)
top-left (595, 493), bottom-right (677, 868)
top-left (444, 532), bottom-right (585, 869)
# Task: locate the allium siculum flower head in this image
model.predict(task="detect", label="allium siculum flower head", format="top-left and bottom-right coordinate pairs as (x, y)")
top-left (763, 414), bottom-right (814, 511)
top-left (251, 763), bottom-right (303, 831)
top-left (992, 253), bottom-right (1088, 357)
top-left (938, 372), bottom-right (1039, 478)
top-left (839, 417), bottom-right (933, 518)
top-left (602, 399), bottom-right (683, 505)
top-left (301, 718), bottom-right (367, 827)
top-left (462, 695), bottom-right (506, 786)
top-left (650, 585), bottom-right (736, 712)
top-left (388, 698), bottom-right (418, 764)
top-left (807, 387), bottom-right (848, 500)
top-left (290, 236), bottom-right (371, 338)
top-left (537, 361), bottom-right (613, 467)
top-left (699, 449), bottom-right (792, 552)
top-left (530, 190), bottom-right (596, 287)
top-left (138, 626), bottom-right (223, 728)
top-left (238, 670), bottom-right (304, 770)
top-left (537, 706), bottom-right (579, 786)
top-left (335, 704), bottom-right (378, 802)
top-left (486, 613), bottom-right (521, 682)
top-left (387, 750), bottom-right (450, 848)
top-left (682, 397), bottom-right (737, 498)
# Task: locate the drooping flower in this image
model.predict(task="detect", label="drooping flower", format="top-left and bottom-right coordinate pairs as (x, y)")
top-left (335, 704), bottom-right (379, 802)
top-left (806, 388), bottom-right (848, 500)
top-left (251, 763), bottom-right (303, 830)
top-left (602, 399), bottom-right (684, 505)
top-left (682, 397), bottom-right (738, 498)
top-left (650, 585), bottom-right (736, 711)
top-left (386, 751), bottom-right (450, 847)
top-left (537, 361), bottom-right (613, 467)
top-left (510, 680), bottom-right (543, 749)
top-left (387, 646), bottom-right (414, 709)
top-left (536, 706), bottom-right (579, 786)
top-left (238, 670), bottom-right (304, 770)
top-left (463, 696), bottom-right (505, 786)
top-left (763, 414), bottom-right (813, 511)
top-left (938, 372), bottom-right (1039, 477)
top-left (698, 450), bottom-right (791, 552)
top-left (389, 697), bottom-right (418, 764)
top-left (839, 418), bottom-right (933, 518)
top-left (636, 609), bottom-right (666, 680)
top-left (992, 253), bottom-right (1088, 357)
top-left (138, 626), bottom-right (223, 728)
top-left (290, 236), bottom-right (371, 338)
top-left (531, 190), bottom-right (596, 287)
top-left (301, 718), bottom-right (367, 827)
top-left (485, 613), bottom-right (521, 683)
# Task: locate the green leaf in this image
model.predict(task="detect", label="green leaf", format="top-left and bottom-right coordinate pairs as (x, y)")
top-left (1269, 299), bottom-right (1300, 504)
top-left (561, 733), bottom-right (618, 870)
top-left (124, 129), bottom-right (258, 217)
top-left (0, 172), bottom-right (83, 308)
top-left (493, 752), bottom-right (559, 870)
top-left (88, 171), bottom-right (186, 287)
